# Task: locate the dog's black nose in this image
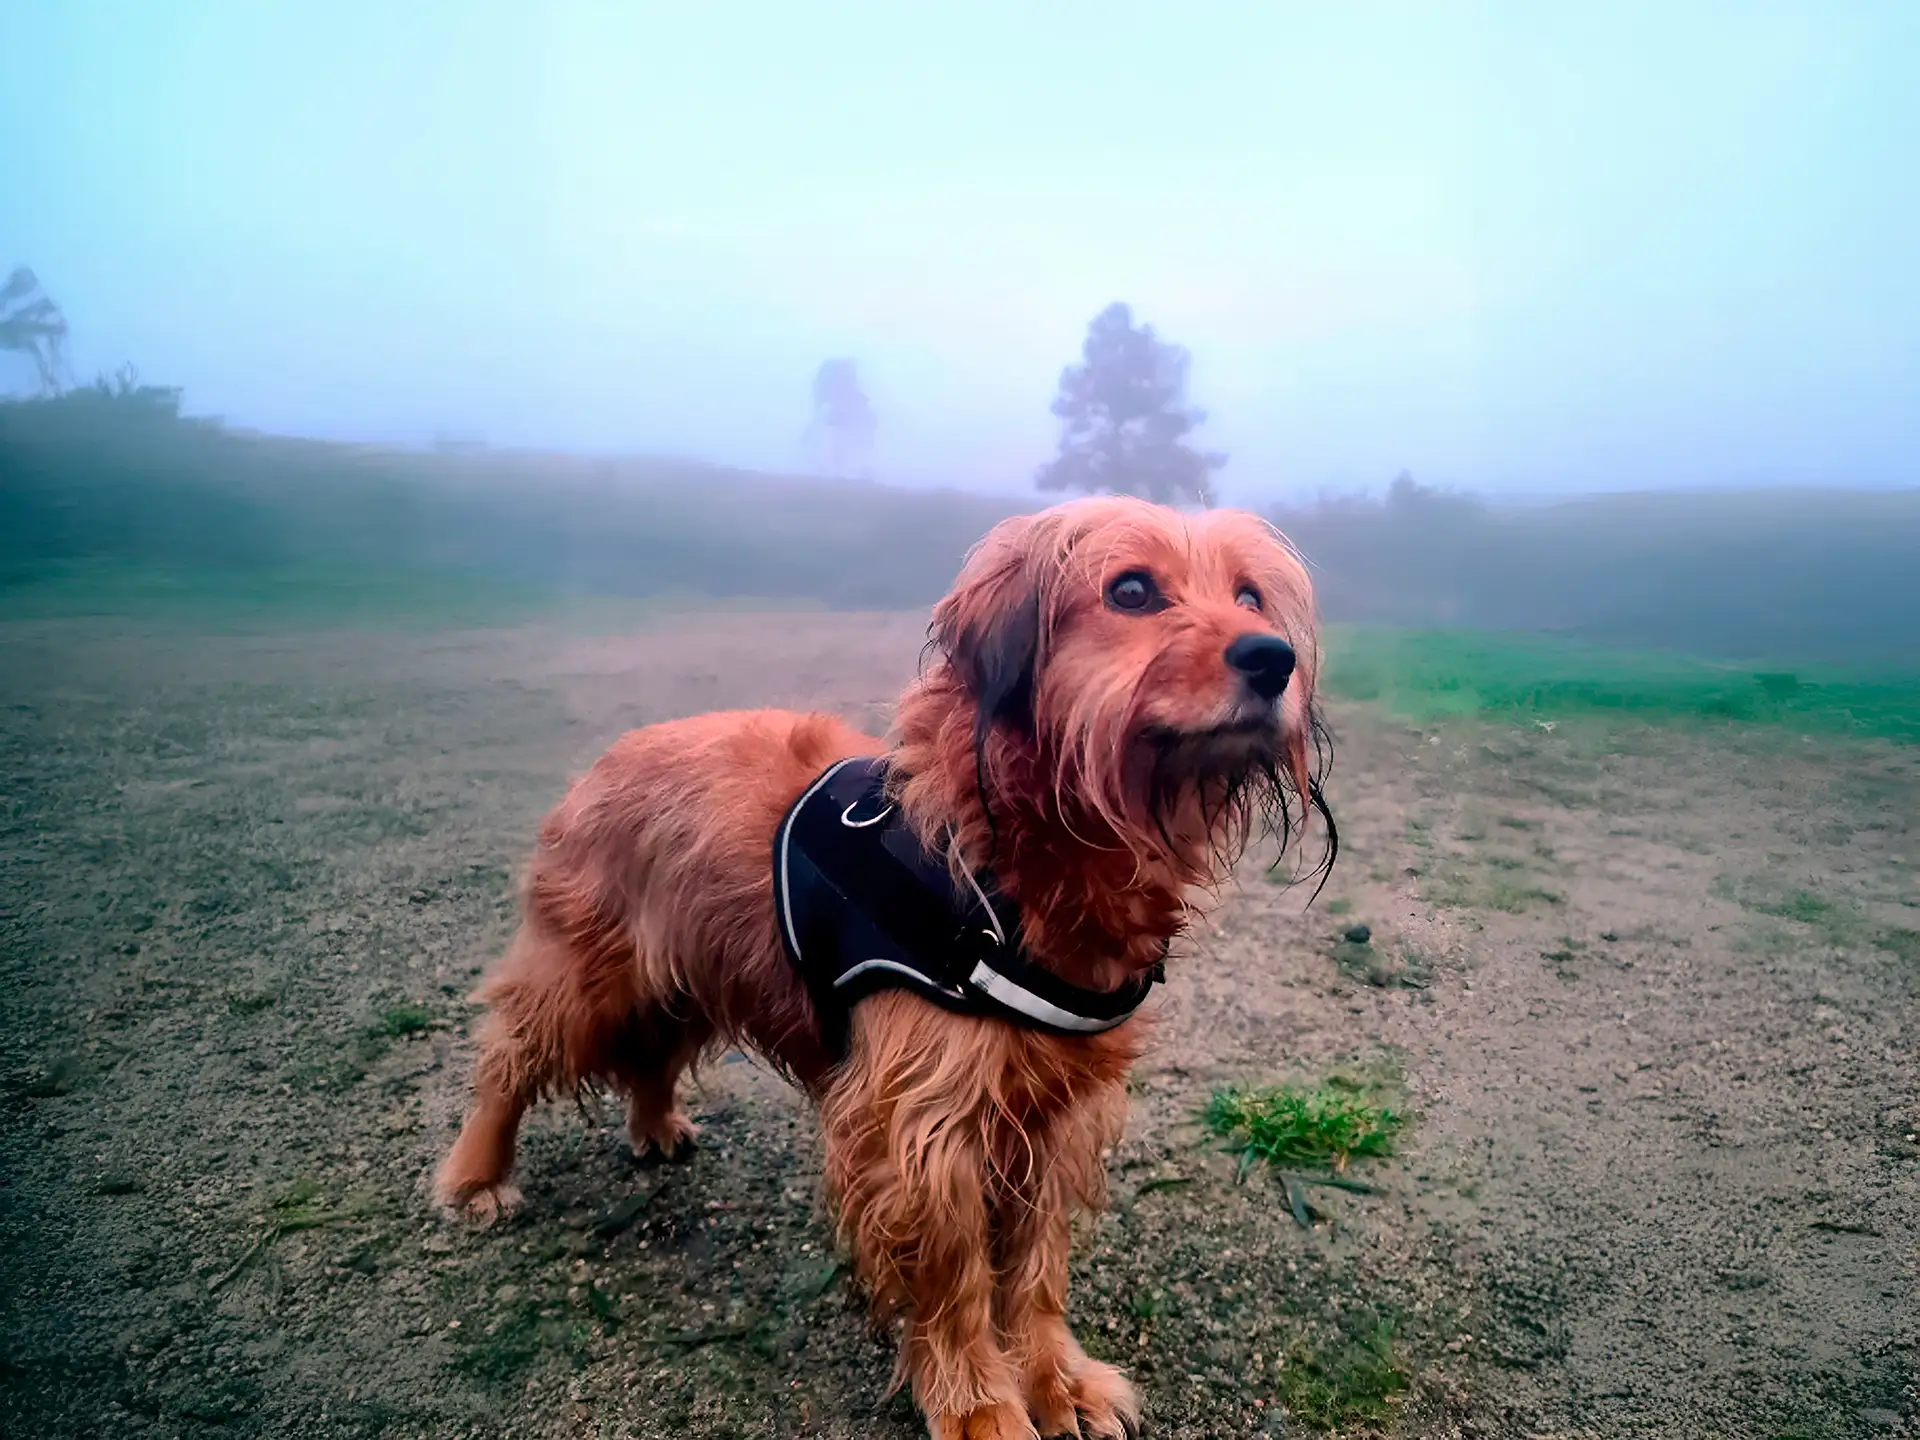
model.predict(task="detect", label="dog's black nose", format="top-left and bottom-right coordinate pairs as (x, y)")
top-left (1224, 634), bottom-right (1296, 700)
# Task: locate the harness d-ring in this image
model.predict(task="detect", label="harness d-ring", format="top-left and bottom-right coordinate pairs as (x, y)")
top-left (840, 798), bottom-right (894, 828)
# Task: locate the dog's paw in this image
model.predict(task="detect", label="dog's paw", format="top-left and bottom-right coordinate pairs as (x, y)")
top-left (1069, 1359), bottom-right (1140, 1440)
top-left (1021, 1359), bottom-right (1081, 1437)
top-left (435, 1177), bottom-right (523, 1227)
top-left (628, 1109), bottom-right (700, 1164)
top-left (927, 1400), bottom-right (1041, 1440)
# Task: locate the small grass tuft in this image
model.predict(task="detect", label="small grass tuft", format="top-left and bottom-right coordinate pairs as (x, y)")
top-left (286, 1055), bottom-right (369, 1092)
top-left (1329, 935), bottom-right (1433, 989)
top-left (1483, 877), bottom-right (1565, 912)
top-left (1873, 927), bottom-right (1920, 964)
top-left (1126, 1288), bottom-right (1168, 1322)
top-left (225, 987), bottom-right (279, 1017)
top-left (1755, 888), bottom-right (1843, 925)
top-left (584, 1282), bottom-right (621, 1329)
top-left (452, 1301), bottom-right (581, 1383)
top-left (1425, 866), bottom-right (1564, 914)
top-left (1203, 1082), bottom-right (1403, 1172)
top-left (273, 1177), bottom-right (325, 1212)
top-left (372, 1001), bottom-right (436, 1038)
top-left (1272, 1317), bottom-right (1408, 1432)
top-left (1716, 874), bottom-right (1876, 950)
top-left (211, 1178), bottom-right (377, 1291)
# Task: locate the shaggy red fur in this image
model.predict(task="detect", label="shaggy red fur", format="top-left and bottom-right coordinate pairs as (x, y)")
top-left (436, 496), bottom-right (1325, 1439)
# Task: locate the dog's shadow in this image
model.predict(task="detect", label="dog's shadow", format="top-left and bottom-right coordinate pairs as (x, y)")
top-left (466, 1083), bottom-right (922, 1430)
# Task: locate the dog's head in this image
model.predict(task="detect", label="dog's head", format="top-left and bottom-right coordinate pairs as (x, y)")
top-left (928, 495), bottom-right (1331, 882)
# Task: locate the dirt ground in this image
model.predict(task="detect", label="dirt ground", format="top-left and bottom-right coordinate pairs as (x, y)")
top-left (2, 611), bottom-right (1914, 1439)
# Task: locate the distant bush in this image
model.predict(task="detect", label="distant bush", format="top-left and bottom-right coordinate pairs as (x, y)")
top-left (1273, 479), bottom-right (1920, 669)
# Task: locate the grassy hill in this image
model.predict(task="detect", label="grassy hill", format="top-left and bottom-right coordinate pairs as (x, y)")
top-left (1276, 483), bottom-right (1920, 670)
top-left (1324, 626), bottom-right (1920, 744)
top-left (0, 390), bottom-right (1023, 621)
top-left (3, 392), bottom-right (1916, 689)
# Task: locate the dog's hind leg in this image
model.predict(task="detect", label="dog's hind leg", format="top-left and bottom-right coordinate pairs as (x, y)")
top-left (434, 1010), bottom-right (538, 1223)
top-left (435, 923), bottom-right (609, 1223)
top-left (613, 1007), bottom-right (713, 1162)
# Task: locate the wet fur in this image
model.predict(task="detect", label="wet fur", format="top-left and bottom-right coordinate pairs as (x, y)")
top-left (435, 496), bottom-right (1331, 1437)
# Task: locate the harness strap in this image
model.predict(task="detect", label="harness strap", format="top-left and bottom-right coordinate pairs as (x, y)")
top-left (789, 777), bottom-right (986, 991)
top-left (773, 757), bottom-right (1159, 1050)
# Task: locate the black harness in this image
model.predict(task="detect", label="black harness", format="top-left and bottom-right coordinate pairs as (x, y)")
top-left (773, 757), bottom-right (1159, 1054)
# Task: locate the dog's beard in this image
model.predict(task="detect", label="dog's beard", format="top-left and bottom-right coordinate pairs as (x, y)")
top-left (1134, 710), bottom-right (1336, 896)
top-left (1138, 716), bottom-right (1286, 876)
top-left (970, 680), bottom-right (1336, 898)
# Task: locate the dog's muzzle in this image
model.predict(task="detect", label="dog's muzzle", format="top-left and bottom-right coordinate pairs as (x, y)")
top-left (1224, 634), bottom-right (1296, 700)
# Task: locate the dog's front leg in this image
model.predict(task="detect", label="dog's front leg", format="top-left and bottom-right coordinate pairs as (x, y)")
top-left (823, 1037), bottom-right (1033, 1436)
top-left (835, 1126), bottom-right (1033, 1438)
top-left (999, 1161), bottom-right (1141, 1440)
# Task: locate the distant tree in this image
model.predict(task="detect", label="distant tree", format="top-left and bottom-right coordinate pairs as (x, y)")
top-left (1036, 302), bottom-right (1224, 506)
top-left (807, 358), bottom-right (876, 479)
top-left (1384, 470), bottom-right (1484, 528)
top-left (81, 362), bottom-right (183, 416)
top-left (0, 266), bottom-right (69, 394)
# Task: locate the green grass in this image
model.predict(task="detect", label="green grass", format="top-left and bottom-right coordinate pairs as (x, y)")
top-left (0, 557), bottom-right (550, 630)
top-left (1755, 889), bottom-right (1845, 925)
top-left (1271, 1318), bottom-right (1409, 1433)
top-left (284, 1055), bottom-right (369, 1093)
top-left (224, 986), bottom-right (280, 1017)
top-left (0, 557), bottom-right (840, 635)
top-left (1717, 874), bottom-right (1920, 966)
top-left (370, 1001), bottom-right (436, 1038)
top-left (273, 1177), bottom-right (325, 1213)
top-left (0, 402), bottom-right (1025, 623)
top-left (1126, 1288), bottom-right (1168, 1322)
top-left (1328, 934), bottom-right (1434, 989)
top-left (1422, 865), bottom-right (1564, 914)
top-left (1325, 626), bottom-right (1920, 744)
top-left (1875, 927), bottom-right (1920, 964)
top-left (1203, 1080), bottom-right (1403, 1172)
top-left (282, 1002), bottom-right (438, 1092)
top-left (210, 1179), bottom-right (379, 1291)
top-left (452, 1300), bottom-right (592, 1384)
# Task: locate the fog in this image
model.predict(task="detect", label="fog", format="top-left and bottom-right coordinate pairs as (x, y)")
top-left (7, 1), bottom-right (1917, 501)
top-left (8, 11), bottom-right (1920, 1435)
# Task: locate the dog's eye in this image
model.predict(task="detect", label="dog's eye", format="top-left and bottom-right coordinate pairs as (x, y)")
top-left (1235, 585), bottom-right (1264, 612)
top-left (1107, 571), bottom-right (1160, 613)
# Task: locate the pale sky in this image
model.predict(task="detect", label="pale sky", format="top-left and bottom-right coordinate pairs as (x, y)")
top-left (5, 1), bottom-right (1917, 501)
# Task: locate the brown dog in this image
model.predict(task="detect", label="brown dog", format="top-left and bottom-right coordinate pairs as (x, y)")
top-left (435, 496), bottom-right (1329, 1438)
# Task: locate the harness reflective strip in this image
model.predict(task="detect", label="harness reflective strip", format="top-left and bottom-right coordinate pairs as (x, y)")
top-left (776, 756), bottom-right (863, 971)
top-left (833, 957), bottom-right (965, 999)
top-left (965, 960), bottom-right (1136, 1033)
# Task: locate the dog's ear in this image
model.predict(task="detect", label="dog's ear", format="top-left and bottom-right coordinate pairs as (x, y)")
top-left (954, 589), bottom-right (1041, 737)
top-left (931, 518), bottom-right (1045, 738)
